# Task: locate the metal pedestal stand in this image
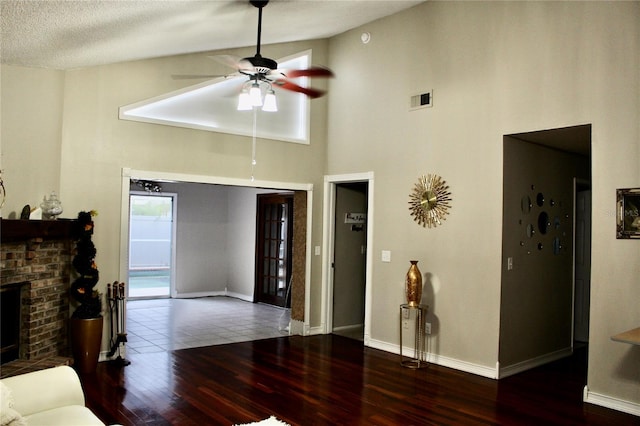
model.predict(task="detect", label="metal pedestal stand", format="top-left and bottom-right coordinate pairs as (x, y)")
top-left (399, 304), bottom-right (428, 369)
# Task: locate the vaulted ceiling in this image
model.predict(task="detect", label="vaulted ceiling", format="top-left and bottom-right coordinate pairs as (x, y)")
top-left (1, 0), bottom-right (424, 70)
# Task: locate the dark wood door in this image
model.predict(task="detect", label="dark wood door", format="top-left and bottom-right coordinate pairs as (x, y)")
top-left (255, 194), bottom-right (293, 307)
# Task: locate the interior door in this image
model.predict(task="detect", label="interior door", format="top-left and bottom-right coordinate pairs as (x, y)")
top-left (255, 194), bottom-right (293, 307)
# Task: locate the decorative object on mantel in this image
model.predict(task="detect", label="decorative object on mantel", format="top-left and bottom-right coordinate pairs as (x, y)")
top-left (132, 179), bottom-right (162, 193)
top-left (20, 205), bottom-right (30, 220)
top-left (40, 191), bottom-right (63, 219)
top-left (408, 174), bottom-right (452, 228)
top-left (616, 187), bottom-right (640, 239)
top-left (405, 260), bottom-right (423, 307)
top-left (107, 281), bottom-right (131, 366)
top-left (69, 210), bottom-right (103, 374)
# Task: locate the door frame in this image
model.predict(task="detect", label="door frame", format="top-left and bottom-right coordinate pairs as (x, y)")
top-left (322, 172), bottom-right (374, 345)
top-left (120, 168), bottom-right (314, 333)
top-left (128, 190), bottom-right (178, 299)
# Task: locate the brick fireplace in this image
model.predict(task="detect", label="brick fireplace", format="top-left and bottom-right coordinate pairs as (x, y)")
top-left (1, 219), bottom-right (78, 375)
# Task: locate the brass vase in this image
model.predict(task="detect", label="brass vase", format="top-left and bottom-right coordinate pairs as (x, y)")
top-left (405, 260), bottom-right (423, 307)
top-left (70, 316), bottom-right (103, 374)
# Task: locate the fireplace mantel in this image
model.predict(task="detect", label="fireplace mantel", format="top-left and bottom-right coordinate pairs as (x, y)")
top-left (0, 219), bottom-right (79, 242)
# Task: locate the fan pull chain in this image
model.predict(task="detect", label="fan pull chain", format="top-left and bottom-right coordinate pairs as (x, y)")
top-left (251, 107), bottom-right (258, 182)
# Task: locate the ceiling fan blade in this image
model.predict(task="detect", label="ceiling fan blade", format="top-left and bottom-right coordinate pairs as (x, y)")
top-left (275, 80), bottom-right (326, 99)
top-left (209, 54), bottom-right (257, 73)
top-left (171, 74), bottom-right (228, 80)
top-left (209, 54), bottom-right (242, 69)
top-left (281, 67), bottom-right (334, 79)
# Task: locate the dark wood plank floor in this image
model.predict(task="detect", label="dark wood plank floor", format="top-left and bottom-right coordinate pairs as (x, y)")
top-left (81, 335), bottom-right (638, 425)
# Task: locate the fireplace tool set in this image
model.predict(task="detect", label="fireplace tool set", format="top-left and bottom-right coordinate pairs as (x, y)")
top-left (107, 281), bottom-right (131, 366)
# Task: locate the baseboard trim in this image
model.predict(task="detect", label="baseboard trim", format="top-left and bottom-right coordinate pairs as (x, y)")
top-left (289, 320), bottom-right (323, 337)
top-left (367, 338), bottom-right (497, 379)
top-left (497, 347), bottom-right (573, 379)
top-left (333, 324), bottom-right (363, 333)
top-left (224, 291), bottom-right (252, 302)
top-left (584, 385), bottom-right (640, 417)
top-left (307, 325), bottom-right (324, 336)
top-left (289, 320), bottom-right (305, 336)
top-left (173, 291), bottom-right (226, 299)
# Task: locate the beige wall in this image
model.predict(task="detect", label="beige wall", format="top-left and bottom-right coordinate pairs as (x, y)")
top-left (1, 66), bottom-right (65, 215)
top-left (1, 0), bottom-right (638, 413)
top-left (327, 0), bottom-right (638, 410)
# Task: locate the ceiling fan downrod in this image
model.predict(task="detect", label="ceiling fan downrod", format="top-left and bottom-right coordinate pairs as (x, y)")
top-left (247, 0), bottom-right (277, 72)
top-left (252, 1), bottom-right (267, 57)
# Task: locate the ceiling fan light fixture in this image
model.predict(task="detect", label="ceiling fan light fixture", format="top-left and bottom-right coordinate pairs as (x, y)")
top-left (262, 89), bottom-right (278, 112)
top-left (237, 90), bottom-right (252, 111)
top-left (249, 82), bottom-right (262, 107)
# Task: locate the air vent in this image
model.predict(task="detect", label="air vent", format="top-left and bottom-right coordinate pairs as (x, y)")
top-left (410, 90), bottom-right (433, 111)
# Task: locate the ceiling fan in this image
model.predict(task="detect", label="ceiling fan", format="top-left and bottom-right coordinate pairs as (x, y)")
top-left (174, 0), bottom-right (334, 100)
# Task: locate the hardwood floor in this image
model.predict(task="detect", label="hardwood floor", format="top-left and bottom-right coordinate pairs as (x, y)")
top-left (81, 335), bottom-right (638, 426)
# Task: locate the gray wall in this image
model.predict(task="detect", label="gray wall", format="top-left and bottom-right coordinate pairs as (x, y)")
top-left (156, 182), bottom-right (272, 299)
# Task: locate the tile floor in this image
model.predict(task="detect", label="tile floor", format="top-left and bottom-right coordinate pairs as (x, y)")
top-left (123, 297), bottom-right (290, 354)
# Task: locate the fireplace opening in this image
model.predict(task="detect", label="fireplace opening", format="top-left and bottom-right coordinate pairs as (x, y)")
top-left (1, 281), bottom-right (27, 364)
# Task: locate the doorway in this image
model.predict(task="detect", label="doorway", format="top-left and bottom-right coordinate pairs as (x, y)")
top-left (499, 124), bottom-right (592, 378)
top-left (128, 192), bottom-right (176, 299)
top-left (322, 172), bottom-right (374, 345)
top-left (120, 169), bottom-right (314, 333)
top-left (332, 183), bottom-right (368, 341)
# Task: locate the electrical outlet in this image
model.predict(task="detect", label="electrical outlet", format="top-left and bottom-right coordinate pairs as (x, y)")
top-left (403, 320), bottom-right (409, 330)
top-left (402, 309), bottom-right (410, 319)
top-left (425, 322), bottom-right (432, 334)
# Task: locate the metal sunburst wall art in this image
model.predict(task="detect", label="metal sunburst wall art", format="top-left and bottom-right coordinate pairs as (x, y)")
top-left (409, 174), bottom-right (452, 228)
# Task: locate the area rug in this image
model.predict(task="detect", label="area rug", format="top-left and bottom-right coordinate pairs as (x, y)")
top-left (235, 416), bottom-right (291, 426)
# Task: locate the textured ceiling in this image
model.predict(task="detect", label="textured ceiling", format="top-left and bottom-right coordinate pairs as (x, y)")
top-left (0, 0), bottom-right (424, 70)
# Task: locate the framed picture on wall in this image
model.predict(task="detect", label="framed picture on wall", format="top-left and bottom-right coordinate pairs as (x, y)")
top-left (616, 188), bottom-right (640, 239)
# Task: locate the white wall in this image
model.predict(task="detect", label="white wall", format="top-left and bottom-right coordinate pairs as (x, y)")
top-left (327, 0), bottom-right (639, 410)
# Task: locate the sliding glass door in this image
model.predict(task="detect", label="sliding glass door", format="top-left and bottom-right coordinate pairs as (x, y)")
top-left (128, 193), bottom-right (176, 299)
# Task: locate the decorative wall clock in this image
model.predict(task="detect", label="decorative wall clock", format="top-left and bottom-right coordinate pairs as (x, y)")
top-left (408, 174), bottom-right (452, 228)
